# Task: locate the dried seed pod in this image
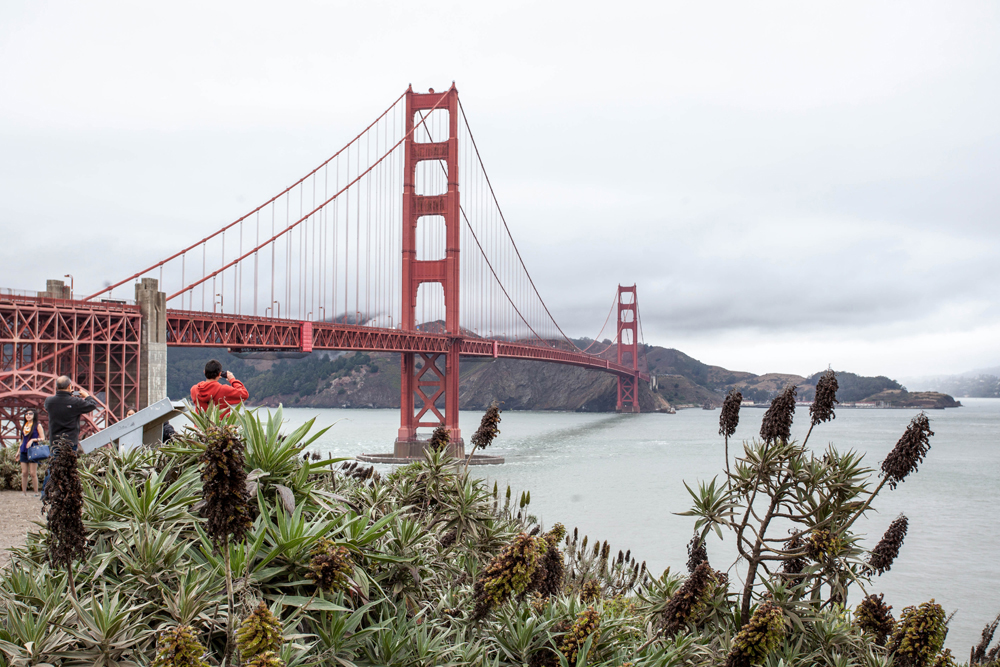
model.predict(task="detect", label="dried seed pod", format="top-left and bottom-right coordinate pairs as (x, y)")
top-left (200, 425), bottom-right (251, 549)
top-left (881, 413), bottom-right (934, 490)
top-left (472, 532), bottom-right (546, 620)
top-left (244, 652), bottom-right (284, 667)
top-left (546, 523), bottom-right (567, 544)
top-left (529, 524), bottom-right (566, 598)
top-left (781, 534), bottom-right (807, 576)
top-left (686, 533), bottom-right (708, 573)
top-left (760, 385), bottom-right (797, 445)
top-left (805, 529), bottom-right (838, 562)
top-left (580, 580), bottom-right (601, 603)
top-left (970, 610), bottom-right (1000, 666)
top-left (44, 436), bottom-right (87, 572)
top-left (236, 602), bottom-right (283, 660)
top-left (306, 539), bottom-right (353, 593)
top-left (719, 389), bottom-right (743, 439)
top-left (559, 606), bottom-right (601, 665)
top-left (856, 594), bottom-right (895, 646)
top-left (428, 426), bottom-right (451, 453)
top-left (810, 370), bottom-right (839, 426)
top-left (725, 599), bottom-right (785, 667)
top-left (868, 515), bottom-right (908, 575)
top-left (660, 561), bottom-right (714, 636)
top-left (471, 401), bottom-right (502, 450)
top-left (932, 648), bottom-right (957, 667)
top-left (887, 599), bottom-right (948, 667)
top-left (152, 625), bottom-right (210, 667)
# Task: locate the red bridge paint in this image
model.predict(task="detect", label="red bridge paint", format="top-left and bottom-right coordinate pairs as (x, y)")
top-left (1, 86), bottom-right (651, 448)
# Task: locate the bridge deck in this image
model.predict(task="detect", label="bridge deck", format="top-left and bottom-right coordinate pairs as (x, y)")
top-left (165, 309), bottom-right (648, 381)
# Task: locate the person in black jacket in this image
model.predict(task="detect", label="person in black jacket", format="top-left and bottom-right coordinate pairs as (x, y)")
top-left (44, 376), bottom-right (99, 449)
top-left (41, 376), bottom-right (99, 500)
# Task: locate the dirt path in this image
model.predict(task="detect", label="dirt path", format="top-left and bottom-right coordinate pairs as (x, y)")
top-left (0, 490), bottom-right (44, 567)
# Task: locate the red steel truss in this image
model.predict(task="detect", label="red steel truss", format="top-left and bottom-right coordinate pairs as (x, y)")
top-left (0, 295), bottom-right (139, 444)
top-left (2, 298), bottom-right (649, 445)
top-left (166, 310), bottom-right (647, 379)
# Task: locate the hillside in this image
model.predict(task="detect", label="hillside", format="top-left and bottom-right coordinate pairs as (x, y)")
top-left (859, 389), bottom-right (962, 409)
top-left (166, 344), bottom-right (959, 412)
top-left (797, 371), bottom-right (904, 403)
top-left (167, 348), bottom-right (670, 412)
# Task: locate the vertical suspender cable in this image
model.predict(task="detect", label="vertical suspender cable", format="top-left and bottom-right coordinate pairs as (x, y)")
top-left (254, 212), bottom-right (259, 316)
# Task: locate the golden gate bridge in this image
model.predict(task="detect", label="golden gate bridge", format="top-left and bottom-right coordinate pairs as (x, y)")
top-left (1, 85), bottom-right (649, 456)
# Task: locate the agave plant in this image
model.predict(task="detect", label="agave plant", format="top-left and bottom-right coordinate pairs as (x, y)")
top-left (64, 584), bottom-right (155, 665)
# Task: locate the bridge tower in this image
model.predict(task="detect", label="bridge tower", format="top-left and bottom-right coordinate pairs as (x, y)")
top-left (616, 285), bottom-right (640, 413)
top-left (395, 85), bottom-right (464, 458)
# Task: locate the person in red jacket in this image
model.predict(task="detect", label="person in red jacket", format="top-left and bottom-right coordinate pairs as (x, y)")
top-left (190, 359), bottom-right (249, 415)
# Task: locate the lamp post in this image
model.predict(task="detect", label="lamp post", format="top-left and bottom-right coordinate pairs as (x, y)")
top-left (63, 274), bottom-right (74, 299)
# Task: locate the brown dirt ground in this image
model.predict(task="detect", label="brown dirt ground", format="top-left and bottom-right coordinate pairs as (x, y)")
top-left (0, 490), bottom-right (44, 567)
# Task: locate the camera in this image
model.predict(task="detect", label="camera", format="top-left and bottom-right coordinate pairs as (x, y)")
top-left (220, 370), bottom-right (229, 379)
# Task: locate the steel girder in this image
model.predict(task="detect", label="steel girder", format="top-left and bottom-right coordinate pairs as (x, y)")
top-left (0, 296), bottom-right (140, 444)
top-left (166, 310), bottom-right (647, 381)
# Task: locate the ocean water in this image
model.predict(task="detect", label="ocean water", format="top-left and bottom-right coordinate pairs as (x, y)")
top-left (270, 399), bottom-right (1000, 653)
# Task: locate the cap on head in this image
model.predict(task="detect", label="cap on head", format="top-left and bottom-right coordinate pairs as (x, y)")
top-left (56, 375), bottom-right (71, 390)
top-left (204, 359), bottom-right (222, 379)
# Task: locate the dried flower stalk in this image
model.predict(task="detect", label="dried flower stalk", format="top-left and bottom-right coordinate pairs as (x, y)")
top-left (868, 515), bottom-right (908, 575)
top-left (760, 385), bottom-right (796, 445)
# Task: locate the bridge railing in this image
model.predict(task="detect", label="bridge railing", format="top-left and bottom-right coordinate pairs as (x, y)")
top-left (0, 289), bottom-right (137, 311)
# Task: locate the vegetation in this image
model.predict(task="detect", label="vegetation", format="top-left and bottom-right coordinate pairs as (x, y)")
top-left (166, 349), bottom-right (261, 401)
top-left (1, 377), bottom-right (997, 666)
top-left (0, 445), bottom-right (48, 490)
top-left (247, 353), bottom-right (377, 399)
top-left (800, 371), bottom-right (903, 403)
top-left (167, 349), bottom-right (379, 403)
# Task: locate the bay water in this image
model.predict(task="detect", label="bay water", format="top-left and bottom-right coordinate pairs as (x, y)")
top-left (273, 399), bottom-right (1000, 653)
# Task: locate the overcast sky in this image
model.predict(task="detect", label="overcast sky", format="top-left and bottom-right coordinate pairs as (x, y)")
top-left (2, 1), bottom-right (998, 379)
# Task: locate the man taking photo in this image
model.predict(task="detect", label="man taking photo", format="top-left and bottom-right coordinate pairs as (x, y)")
top-left (42, 375), bottom-right (100, 499)
top-left (45, 376), bottom-right (100, 450)
top-left (190, 359), bottom-right (249, 415)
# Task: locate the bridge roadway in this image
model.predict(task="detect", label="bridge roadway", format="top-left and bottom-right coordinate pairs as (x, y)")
top-left (166, 309), bottom-right (649, 381)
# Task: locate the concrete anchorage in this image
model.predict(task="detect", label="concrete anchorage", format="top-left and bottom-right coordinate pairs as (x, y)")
top-left (135, 278), bottom-right (167, 410)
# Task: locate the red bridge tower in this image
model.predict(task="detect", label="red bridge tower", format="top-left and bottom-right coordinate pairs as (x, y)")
top-left (616, 285), bottom-right (640, 413)
top-left (395, 85), bottom-right (463, 457)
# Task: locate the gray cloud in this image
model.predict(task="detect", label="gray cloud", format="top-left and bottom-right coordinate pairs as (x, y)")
top-left (1, 0), bottom-right (998, 377)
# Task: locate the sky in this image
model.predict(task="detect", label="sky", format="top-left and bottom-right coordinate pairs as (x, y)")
top-left (1, 1), bottom-right (998, 379)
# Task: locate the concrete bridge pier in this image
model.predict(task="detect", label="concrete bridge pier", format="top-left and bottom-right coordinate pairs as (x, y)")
top-left (135, 278), bottom-right (167, 409)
